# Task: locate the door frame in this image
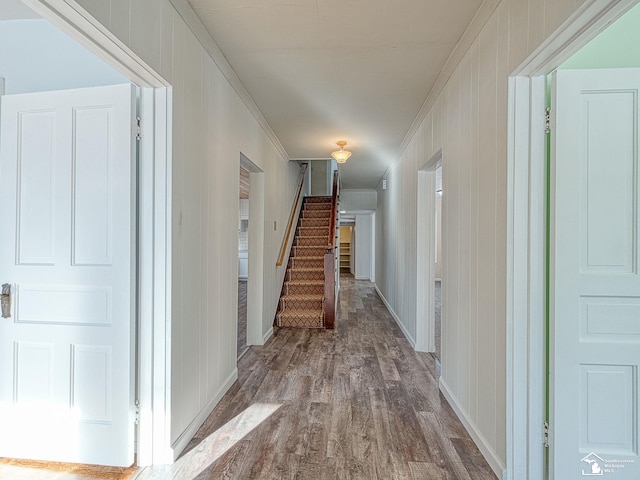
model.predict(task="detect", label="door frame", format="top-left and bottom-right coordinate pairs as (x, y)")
top-left (416, 149), bottom-right (441, 353)
top-left (22, 0), bottom-right (173, 466)
top-left (506, 1), bottom-right (638, 479)
top-left (240, 153), bottom-right (267, 345)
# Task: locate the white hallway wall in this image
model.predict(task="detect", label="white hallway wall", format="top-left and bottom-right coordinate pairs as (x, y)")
top-left (68, 0), bottom-right (300, 452)
top-left (375, 0), bottom-right (592, 474)
top-left (340, 189), bottom-right (377, 211)
top-left (355, 214), bottom-right (372, 280)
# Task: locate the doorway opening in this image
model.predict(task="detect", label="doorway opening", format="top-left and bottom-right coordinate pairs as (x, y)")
top-left (0, 0), bottom-right (172, 468)
top-left (339, 225), bottom-right (354, 275)
top-left (434, 165), bottom-right (442, 363)
top-left (506, 1), bottom-right (640, 479)
top-left (240, 154), bottom-right (266, 346)
top-left (415, 149), bottom-right (441, 354)
top-left (238, 166), bottom-right (250, 359)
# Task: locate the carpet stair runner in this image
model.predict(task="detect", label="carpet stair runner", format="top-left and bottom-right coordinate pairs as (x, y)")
top-left (276, 196), bottom-right (332, 328)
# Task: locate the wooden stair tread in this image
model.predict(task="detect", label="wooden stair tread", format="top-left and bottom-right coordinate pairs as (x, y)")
top-left (285, 280), bottom-right (324, 286)
top-left (277, 309), bottom-right (323, 317)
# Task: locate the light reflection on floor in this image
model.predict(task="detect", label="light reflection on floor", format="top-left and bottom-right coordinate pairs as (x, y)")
top-left (0, 403), bottom-right (281, 480)
top-left (135, 403), bottom-right (282, 480)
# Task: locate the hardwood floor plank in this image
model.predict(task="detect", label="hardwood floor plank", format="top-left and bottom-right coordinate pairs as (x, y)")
top-left (368, 387), bottom-right (412, 480)
top-left (384, 380), bottom-right (433, 463)
top-left (416, 412), bottom-right (474, 480)
top-left (408, 461), bottom-right (446, 480)
top-left (326, 402), bottom-right (352, 459)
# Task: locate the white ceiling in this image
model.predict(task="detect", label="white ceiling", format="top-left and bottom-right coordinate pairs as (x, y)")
top-left (189, 0), bottom-right (483, 188)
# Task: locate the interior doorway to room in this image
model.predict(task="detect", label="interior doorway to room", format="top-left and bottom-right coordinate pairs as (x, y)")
top-left (339, 225), bottom-right (354, 275)
top-left (237, 166), bottom-right (250, 359)
top-left (0, 0), bottom-right (172, 468)
top-left (547, 7), bottom-right (640, 478)
top-left (0, 1), bottom-right (138, 467)
top-left (239, 154), bottom-right (266, 347)
top-left (508, 3), bottom-right (640, 479)
top-left (415, 150), bottom-right (441, 355)
top-left (434, 165), bottom-right (442, 363)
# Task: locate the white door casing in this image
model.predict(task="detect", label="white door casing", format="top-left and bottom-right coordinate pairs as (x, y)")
top-left (551, 68), bottom-right (640, 479)
top-left (0, 84), bottom-right (136, 467)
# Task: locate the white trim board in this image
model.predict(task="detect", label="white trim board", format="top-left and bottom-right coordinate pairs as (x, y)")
top-left (374, 285), bottom-right (417, 348)
top-left (262, 327), bottom-right (274, 345)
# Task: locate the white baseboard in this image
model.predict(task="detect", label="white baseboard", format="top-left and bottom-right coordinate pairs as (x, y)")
top-left (374, 284), bottom-right (416, 348)
top-left (262, 326), bottom-right (274, 344)
top-left (439, 378), bottom-right (506, 479)
top-left (170, 368), bottom-right (238, 460)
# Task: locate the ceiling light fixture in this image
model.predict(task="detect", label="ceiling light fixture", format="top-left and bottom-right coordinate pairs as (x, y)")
top-left (331, 141), bottom-right (352, 164)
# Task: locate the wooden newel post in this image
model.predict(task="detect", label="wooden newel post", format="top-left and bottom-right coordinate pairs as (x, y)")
top-left (323, 249), bottom-right (335, 329)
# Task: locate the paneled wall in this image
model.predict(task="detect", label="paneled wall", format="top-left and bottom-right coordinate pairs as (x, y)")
top-left (72, 0), bottom-right (300, 453)
top-left (375, 0), bottom-right (588, 475)
top-left (340, 189), bottom-right (377, 211)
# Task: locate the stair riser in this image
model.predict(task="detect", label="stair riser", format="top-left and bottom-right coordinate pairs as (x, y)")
top-left (287, 269), bottom-right (324, 282)
top-left (295, 237), bottom-right (327, 247)
top-left (299, 218), bottom-right (329, 228)
top-left (283, 283), bottom-right (324, 295)
top-left (289, 258), bottom-right (324, 269)
top-left (304, 197), bottom-right (331, 204)
top-left (279, 298), bottom-right (323, 311)
top-left (301, 211), bottom-right (331, 219)
top-left (296, 227), bottom-right (328, 237)
top-left (276, 316), bottom-right (323, 328)
top-left (292, 246), bottom-right (327, 257)
top-left (304, 203), bottom-right (332, 211)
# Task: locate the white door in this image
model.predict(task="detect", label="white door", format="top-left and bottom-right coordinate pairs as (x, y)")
top-left (0, 84), bottom-right (136, 466)
top-left (551, 69), bottom-right (640, 479)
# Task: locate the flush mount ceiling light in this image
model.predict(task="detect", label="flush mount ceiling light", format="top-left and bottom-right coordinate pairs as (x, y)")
top-left (331, 141), bottom-right (352, 164)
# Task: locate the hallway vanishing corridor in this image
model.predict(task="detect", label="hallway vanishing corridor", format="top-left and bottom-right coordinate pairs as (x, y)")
top-left (0, 276), bottom-right (496, 479)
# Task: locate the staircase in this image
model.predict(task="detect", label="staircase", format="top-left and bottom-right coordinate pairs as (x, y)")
top-left (276, 196), bottom-right (332, 328)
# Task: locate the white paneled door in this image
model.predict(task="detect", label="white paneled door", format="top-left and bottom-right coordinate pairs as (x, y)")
top-left (551, 69), bottom-right (640, 479)
top-left (0, 85), bottom-right (136, 466)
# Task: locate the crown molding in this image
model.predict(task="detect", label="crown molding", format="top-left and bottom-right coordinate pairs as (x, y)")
top-left (168, 0), bottom-right (290, 161)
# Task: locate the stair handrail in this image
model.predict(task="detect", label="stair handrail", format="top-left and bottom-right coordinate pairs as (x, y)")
top-left (276, 163), bottom-right (309, 267)
top-left (323, 170), bottom-right (340, 329)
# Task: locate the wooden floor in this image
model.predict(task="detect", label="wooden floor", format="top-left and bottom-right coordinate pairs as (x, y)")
top-left (0, 276), bottom-right (497, 480)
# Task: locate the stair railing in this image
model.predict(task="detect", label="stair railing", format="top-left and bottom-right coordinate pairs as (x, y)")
top-left (323, 170), bottom-right (339, 329)
top-left (276, 163), bottom-right (309, 267)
